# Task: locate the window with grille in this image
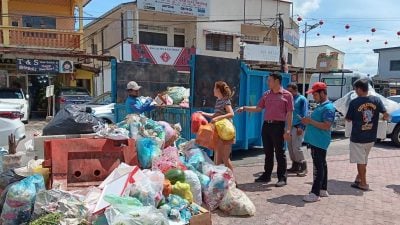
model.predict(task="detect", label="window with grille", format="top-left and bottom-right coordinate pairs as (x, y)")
top-left (174, 35), bottom-right (185, 47)
top-left (22, 15), bottom-right (56, 29)
top-left (390, 60), bottom-right (400, 71)
top-left (206, 34), bottom-right (233, 52)
top-left (287, 52), bottom-right (293, 65)
top-left (139, 31), bottom-right (168, 46)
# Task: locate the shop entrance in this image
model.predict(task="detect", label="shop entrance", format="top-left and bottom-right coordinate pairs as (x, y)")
top-left (28, 75), bottom-right (53, 118)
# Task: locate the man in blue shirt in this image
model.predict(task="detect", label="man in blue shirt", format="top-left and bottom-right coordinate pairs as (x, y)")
top-left (125, 81), bottom-right (155, 114)
top-left (286, 83), bottom-right (308, 177)
top-left (301, 82), bottom-right (335, 202)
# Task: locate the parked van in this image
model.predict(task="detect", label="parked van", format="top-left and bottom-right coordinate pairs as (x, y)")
top-left (307, 71), bottom-right (371, 102)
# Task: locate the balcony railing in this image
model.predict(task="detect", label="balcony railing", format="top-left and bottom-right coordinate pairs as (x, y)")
top-left (0, 27), bottom-right (82, 50)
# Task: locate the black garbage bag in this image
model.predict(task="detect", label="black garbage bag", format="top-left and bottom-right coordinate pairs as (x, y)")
top-left (43, 105), bottom-right (100, 135)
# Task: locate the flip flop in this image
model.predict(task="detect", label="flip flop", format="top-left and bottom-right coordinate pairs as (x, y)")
top-left (351, 183), bottom-right (369, 191)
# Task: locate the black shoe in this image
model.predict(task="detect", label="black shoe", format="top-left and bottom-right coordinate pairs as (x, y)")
top-left (287, 162), bottom-right (299, 173)
top-left (254, 173), bottom-right (271, 183)
top-left (275, 180), bottom-right (287, 187)
top-left (288, 162), bottom-right (302, 173)
top-left (296, 161), bottom-right (308, 177)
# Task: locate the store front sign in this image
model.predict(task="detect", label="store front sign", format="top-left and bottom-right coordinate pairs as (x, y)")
top-left (244, 44), bottom-right (288, 63)
top-left (17, 58), bottom-right (59, 73)
top-left (138, 0), bottom-right (209, 17)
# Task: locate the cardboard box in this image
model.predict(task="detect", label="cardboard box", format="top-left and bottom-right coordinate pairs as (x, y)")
top-left (190, 204), bottom-right (212, 225)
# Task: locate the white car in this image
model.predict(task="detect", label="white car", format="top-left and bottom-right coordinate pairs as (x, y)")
top-left (0, 117), bottom-right (26, 149)
top-left (0, 88), bottom-right (29, 123)
top-left (84, 92), bottom-right (115, 123)
top-left (388, 95), bottom-right (400, 104)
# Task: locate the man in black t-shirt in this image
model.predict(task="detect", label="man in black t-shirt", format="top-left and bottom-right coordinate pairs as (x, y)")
top-left (345, 79), bottom-right (389, 191)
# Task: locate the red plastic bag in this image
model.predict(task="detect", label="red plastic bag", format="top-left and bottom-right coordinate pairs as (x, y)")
top-left (191, 113), bottom-right (208, 134)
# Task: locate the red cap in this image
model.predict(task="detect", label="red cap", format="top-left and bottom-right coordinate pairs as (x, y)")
top-left (307, 82), bottom-right (327, 94)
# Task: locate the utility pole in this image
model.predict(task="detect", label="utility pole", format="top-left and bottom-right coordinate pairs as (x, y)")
top-left (121, 12), bottom-right (124, 61)
top-left (302, 22), bottom-right (320, 94)
top-left (278, 14), bottom-right (285, 72)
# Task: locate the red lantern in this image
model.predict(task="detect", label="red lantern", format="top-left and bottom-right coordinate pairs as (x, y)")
top-left (297, 16), bottom-right (302, 22)
top-left (345, 24), bottom-right (350, 30)
top-left (332, 35), bottom-right (336, 39)
top-left (317, 33), bottom-right (320, 36)
top-left (385, 41), bottom-right (388, 46)
top-left (397, 31), bottom-right (400, 37)
top-left (319, 20), bottom-right (324, 26)
top-left (302, 30), bottom-right (305, 34)
top-left (366, 39), bottom-right (370, 43)
top-left (349, 37), bottom-right (352, 42)
top-left (371, 28), bottom-right (376, 34)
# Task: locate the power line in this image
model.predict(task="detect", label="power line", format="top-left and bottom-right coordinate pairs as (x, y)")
top-left (0, 13), bottom-right (276, 23)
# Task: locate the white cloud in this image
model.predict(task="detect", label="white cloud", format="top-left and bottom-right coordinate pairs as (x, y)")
top-left (346, 54), bottom-right (379, 76)
top-left (292, 0), bottom-right (321, 17)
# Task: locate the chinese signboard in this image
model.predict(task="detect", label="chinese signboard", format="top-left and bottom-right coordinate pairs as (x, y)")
top-left (137, 0), bottom-right (209, 17)
top-left (131, 44), bottom-right (196, 71)
top-left (17, 59), bottom-right (59, 73)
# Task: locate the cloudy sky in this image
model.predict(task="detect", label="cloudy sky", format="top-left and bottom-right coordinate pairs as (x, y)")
top-left (292, 0), bottom-right (400, 75)
top-left (85, 0), bottom-right (400, 75)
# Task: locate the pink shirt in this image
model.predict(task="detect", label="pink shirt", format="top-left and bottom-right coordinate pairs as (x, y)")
top-left (257, 87), bottom-right (294, 121)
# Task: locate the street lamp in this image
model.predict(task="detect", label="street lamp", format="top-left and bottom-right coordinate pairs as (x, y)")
top-left (302, 22), bottom-right (320, 95)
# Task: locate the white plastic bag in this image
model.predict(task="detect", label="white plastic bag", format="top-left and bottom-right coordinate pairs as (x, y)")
top-left (202, 164), bottom-right (236, 211)
top-left (184, 170), bottom-right (202, 205)
top-left (219, 187), bottom-right (256, 216)
top-left (125, 170), bottom-right (164, 207)
top-left (105, 206), bottom-right (169, 225)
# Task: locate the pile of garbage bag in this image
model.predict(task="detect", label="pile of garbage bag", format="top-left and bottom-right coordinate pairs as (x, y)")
top-left (0, 111), bottom-right (256, 225)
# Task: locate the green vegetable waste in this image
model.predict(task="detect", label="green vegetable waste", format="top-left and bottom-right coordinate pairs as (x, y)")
top-left (165, 169), bottom-right (185, 185)
top-left (29, 213), bottom-right (63, 225)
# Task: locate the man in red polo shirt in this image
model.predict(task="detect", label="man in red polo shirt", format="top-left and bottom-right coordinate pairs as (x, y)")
top-left (238, 72), bottom-right (294, 187)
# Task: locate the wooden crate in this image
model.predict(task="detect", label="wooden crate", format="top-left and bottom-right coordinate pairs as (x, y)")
top-left (190, 204), bottom-right (212, 225)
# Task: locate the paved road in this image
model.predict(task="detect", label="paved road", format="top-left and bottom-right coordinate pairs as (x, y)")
top-left (19, 120), bottom-right (400, 225)
top-left (216, 136), bottom-right (400, 225)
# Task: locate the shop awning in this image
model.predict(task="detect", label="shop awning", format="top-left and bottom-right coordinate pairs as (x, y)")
top-left (203, 29), bottom-right (243, 37)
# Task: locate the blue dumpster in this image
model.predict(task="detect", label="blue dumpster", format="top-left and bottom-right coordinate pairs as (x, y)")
top-left (114, 59), bottom-right (291, 151)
